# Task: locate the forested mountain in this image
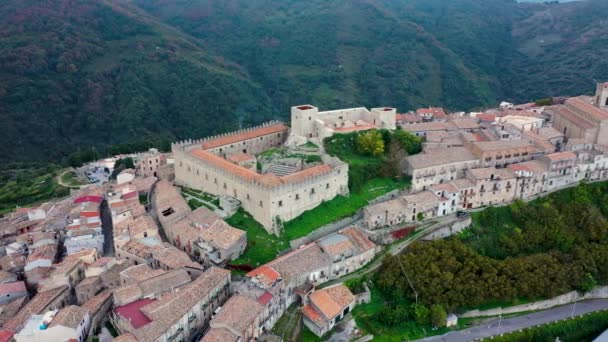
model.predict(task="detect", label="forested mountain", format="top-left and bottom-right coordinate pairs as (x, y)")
top-left (0, 0), bottom-right (276, 162)
top-left (1, 0), bottom-right (606, 163)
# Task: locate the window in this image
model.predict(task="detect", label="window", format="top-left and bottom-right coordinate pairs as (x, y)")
top-left (326, 183), bottom-right (330, 189)
top-left (278, 200), bottom-right (283, 207)
top-left (246, 194), bottom-right (250, 200)
top-left (295, 194), bottom-right (299, 200)
top-left (259, 201), bottom-right (263, 207)
top-left (311, 188), bottom-right (315, 194)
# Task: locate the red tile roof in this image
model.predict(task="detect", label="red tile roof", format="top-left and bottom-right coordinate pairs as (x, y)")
top-left (0, 281), bottom-right (26, 295)
top-left (201, 123), bottom-right (288, 150)
top-left (74, 195), bottom-right (103, 204)
top-left (0, 330), bottom-right (14, 342)
top-left (115, 298), bottom-right (156, 329)
top-left (566, 97), bottom-right (608, 120)
top-left (416, 107), bottom-right (447, 118)
top-left (544, 151), bottom-right (577, 162)
top-left (302, 304), bottom-right (324, 325)
top-left (190, 149), bottom-right (333, 187)
top-left (257, 291), bottom-right (273, 306)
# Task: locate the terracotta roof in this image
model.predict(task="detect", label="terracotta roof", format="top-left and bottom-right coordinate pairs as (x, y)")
top-left (210, 294), bottom-right (263, 334)
top-left (120, 264), bottom-right (166, 284)
top-left (550, 106), bottom-right (596, 129)
top-left (201, 122), bottom-right (288, 149)
top-left (468, 167), bottom-right (515, 180)
top-left (476, 113), bottom-right (496, 122)
top-left (90, 257), bottom-right (113, 268)
top-left (309, 285), bottom-right (355, 320)
top-left (49, 305), bottom-right (88, 329)
top-left (429, 182), bottom-right (459, 194)
top-left (151, 246), bottom-right (202, 270)
top-left (0, 271), bottom-right (17, 284)
top-left (226, 153), bottom-right (255, 163)
top-left (396, 114), bottom-right (422, 123)
top-left (0, 330), bottom-right (14, 342)
top-left (191, 149), bottom-right (333, 187)
top-left (114, 269), bottom-right (191, 306)
top-left (247, 243), bottom-right (330, 284)
top-left (115, 298), bottom-right (156, 328)
top-left (405, 147), bottom-right (477, 169)
top-left (257, 291), bottom-right (273, 306)
top-left (27, 243), bottom-right (57, 262)
top-left (246, 265), bottom-right (281, 288)
top-left (74, 195), bottom-right (103, 204)
top-left (402, 121), bottom-right (447, 132)
top-left (131, 267), bottom-right (230, 341)
top-left (199, 220), bottom-right (245, 251)
top-left (566, 97), bottom-right (608, 121)
top-left (449, 118), bottom-right (480, 130)
top-left (302, 304), bottom-right (325, 325)
top-left (416, 107), bottom-right (447, 118)
top-left (544, 151), bottom-right (577, 162)
top-left (200, 328), bottom-right (239, 342)
top-left (4, 285), bottom-right (68, 332)
top-left (471, 139), bottom-right (534, 152)
top-left (0, 281), bottom-right (26, 295)
top-left (112, 333), bottom-right (139, 342)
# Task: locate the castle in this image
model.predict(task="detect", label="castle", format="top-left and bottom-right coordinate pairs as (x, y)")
top-left (173, 105), bottom-right (396, 235)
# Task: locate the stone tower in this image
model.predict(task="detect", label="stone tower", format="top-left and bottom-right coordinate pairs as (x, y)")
top-left (596, 82), bottom-right (608, 109)
top-left (291, 105), bottom-right (319, 138)
top-left (371, 107), bottom-right (397, 130)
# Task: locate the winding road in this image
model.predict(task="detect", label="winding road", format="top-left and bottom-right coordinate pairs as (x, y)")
top-left (417, 299), bottom-right (608, 342)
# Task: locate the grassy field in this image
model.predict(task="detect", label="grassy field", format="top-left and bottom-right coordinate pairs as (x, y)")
top-left (226, 209), bottom-right (288, 267)
top-left (282, 177), bottom-right (410, 241)
top-left (0, 165), bottom-right (70, 215)
top-left (59, 170), bottom-right (86, 187)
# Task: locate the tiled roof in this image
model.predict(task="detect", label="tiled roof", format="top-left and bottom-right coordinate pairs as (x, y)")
top-left (566, 96), bottom-right (608, 121)
top-left (90, 257), bottom-right (113, 268)
top-left (27, 243), bottom-right (57, 262)
top-left (468, 167), bottom-right (515, 180)
top-left (405, 147), bottom-right (477, 169)
top-left (246, 265), bottom-right (281, 288)
top-left (416, 107), bottom-right (447, 118)
top-left (302, 304), bottom-right (325, 325)
top-left (115, 298), bottom-right (156, 329)
top-left (257, 291), bottom-right (273, 306)
top-left (451, 178), bottom-right (475, 190)
top-left (210, 294), bottom-right (263, 334)
top-left (49, 305), bottom-right (88, 329)
top-left (309, 285), bottom-right (355, 320)
top-left (151, 245), bottom-right (202, 270)
top-left (120, 264), bottom-right (166, 284)
top-left (0, 271), bottom-right (17, 284)
top-left (191, 149), bottom-right (334, 187)
top-left (0, 330), bottom-right (14, 342)
top-left (132, 267), bottom-right (230, 341)
top-left (544, 151), bottom-right (577, 162)
top-left (549, 106), bottom-right (596, 129)
top-left (429, 182), bottom-right (459, 194)
top-left (0, 281), bottom-right (26, 295)
top-left (114, 269), bottom-right (191, 306)
top-left (227, 153), bottom-right (255, 163)
top-left (199, 220), bottom-right (245, 251)
top-left (112, 333), bottom-right (139, 342)
top-left (402, 122), bottom-right (447, 132)
top-left (340, 227), bottom-right (375, 252)
top-left (74, 195), bottom-right (103, 204)
top-left (200, 328), bottom-right (239, 342)
top-left (449, 118), bottom-right (480, 130)
top-left (201, 122), bottom-right (288, 149)
top-left (471, 139), bottom-right (534, 152)
top-left (4, 285), bottom-right (68, 332)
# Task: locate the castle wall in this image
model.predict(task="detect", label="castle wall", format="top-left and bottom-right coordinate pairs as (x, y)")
top-left (173, 147), bottom-right (349, 234)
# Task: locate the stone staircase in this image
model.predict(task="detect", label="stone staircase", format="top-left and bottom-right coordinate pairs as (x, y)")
top-left (265, 164), bottom-right (298, 176)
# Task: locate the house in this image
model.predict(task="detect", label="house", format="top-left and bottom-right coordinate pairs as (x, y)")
top-left (301, 284), bottom-right (356, 337)
top-left (466, 167), bottom-right (517, 207)
top-left (465, 139), bottom-right (537, 168)
top-left (46, 305), bottom-right (91, 342)
top-left (539, 151), bottom-right (578, 190)
top-left (112, 267), bottom-right (231, 342)
top-left (317, 227), bottom-right (378, 278)
top-left (4, 285), bottom-right (71, 333)
top-left (136, 148), bottom-right (167, 178)
top-left (112, 268), bottom-right (192, 307)
top-left (362, 191), bottom-right (440, 229)
top-left (202, 294), bottom-right (265, 342)
top-left (402, 147), bottom-right (480, 192)
top-left (0, 281), bottom-right (27, 305)
top-left (81, 290), bottom-right (113, 335)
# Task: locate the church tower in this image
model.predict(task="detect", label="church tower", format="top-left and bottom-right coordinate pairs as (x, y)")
top-left (596, 82), bottom-right (608, 109)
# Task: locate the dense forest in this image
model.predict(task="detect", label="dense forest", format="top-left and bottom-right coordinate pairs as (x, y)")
top-left (377, 181), bottom-right (608, 314)
top-left (1, 0), bottom-right (607, 163)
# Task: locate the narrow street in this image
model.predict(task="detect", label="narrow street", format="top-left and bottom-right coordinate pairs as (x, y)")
top-left (100, 199), bottom-right (114, 256)
top-left (417, 299), bottom-right (608, 342)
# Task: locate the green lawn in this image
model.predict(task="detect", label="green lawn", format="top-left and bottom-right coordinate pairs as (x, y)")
top-left (271, 304), bottom-right (302, 341)
top-left (226, 209), bottom-right (288, 267)
top-left (282, 177), bottom-right (409, 241)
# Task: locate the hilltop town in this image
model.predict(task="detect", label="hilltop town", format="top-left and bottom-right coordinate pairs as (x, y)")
top-left (0, 82), bottom-right (607, 341)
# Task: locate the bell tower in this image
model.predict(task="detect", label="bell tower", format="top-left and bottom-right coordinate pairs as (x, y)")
top-left (595, 82), bottom-right (608, 109)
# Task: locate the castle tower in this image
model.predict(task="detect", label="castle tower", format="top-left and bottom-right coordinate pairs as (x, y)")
top-left (371, 107), bottom-right (397, 130)
top-left (291, 105), bottom-right (319, 138)
top-left (596, 82), bottom-right (608, 109)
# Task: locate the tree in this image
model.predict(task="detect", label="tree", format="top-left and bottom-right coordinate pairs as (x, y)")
top-left (412, 304), bottom-right (431, 325)
top-left (430, 304), bottom-right (447, 328)
top-left (580, 273), bottom-right (597, 293)
top-left (356, 130), bottom-right (385, 156)
top-left (417, 212), bottom-right (425, 221)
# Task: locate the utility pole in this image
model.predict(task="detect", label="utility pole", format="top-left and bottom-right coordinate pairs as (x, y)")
top-left (397, 256), bottom-right (418, 306)
top-left (496, 315), bottom-right (502, 336)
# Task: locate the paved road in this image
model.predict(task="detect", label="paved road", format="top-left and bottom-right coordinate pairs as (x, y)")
top-left (417, 299), bottom-right (608, 342)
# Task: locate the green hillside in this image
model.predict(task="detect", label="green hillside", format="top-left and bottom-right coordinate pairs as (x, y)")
top-left (0, 0), bottom-right (606, 163)
top-left (0, 0), bottom-right (276, 162)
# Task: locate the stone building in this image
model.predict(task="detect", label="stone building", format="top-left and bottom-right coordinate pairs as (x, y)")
top-left (539, 151), bottom-right (578, 191)
top-left (136, 148), bottom-right (167, 177)
top-left (465, 139), bottom-right (537, 168)
top-left (362, 191), bottom-right (440, 229)
top-left (508, 160), bottom-right (549, 200)
top-left (202, 294), bottom-right (265, 342)
top-left (290, 105), bottom-right (396, 141)
top-left (549, 91), bottom-right (608, 146)
top-left (112, 267), bottom-right (231, 342)
top-left (302, 284), bottom-right (356, 337)
top-left (466, 167), bottom-right (517, 207)
top-left (402, 147), bottom-right (480, 192)
top-left (173, 122), bottom-right (349, 234)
